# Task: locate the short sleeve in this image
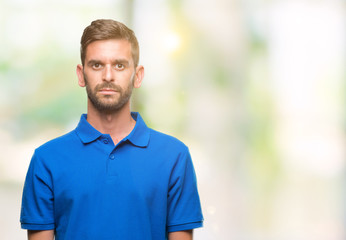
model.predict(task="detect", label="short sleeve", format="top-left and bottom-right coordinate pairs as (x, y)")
top-left (20, 150), bottom-right (55, 230)
top-left (167, 148), bottom-right (204, 232)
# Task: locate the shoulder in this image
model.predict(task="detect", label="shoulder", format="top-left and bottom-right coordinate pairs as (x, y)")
top-left (26, 130), bottom-right (78, 174)
top-left (148, 128), bottom-right (189, 154)
top-left (35, 130), bottom-right (79, 156)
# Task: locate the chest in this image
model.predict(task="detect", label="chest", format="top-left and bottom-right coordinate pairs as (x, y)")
top-left (52, 144), bottom-right (172, 207)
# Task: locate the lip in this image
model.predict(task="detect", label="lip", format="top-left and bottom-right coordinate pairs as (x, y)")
top-left (99, 88), bottom-right (118, 95)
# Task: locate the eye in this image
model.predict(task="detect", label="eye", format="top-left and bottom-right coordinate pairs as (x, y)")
top-left (115, 63), bottom-right (124, 70)
top-left (92, 63), bottom-right (102, 69)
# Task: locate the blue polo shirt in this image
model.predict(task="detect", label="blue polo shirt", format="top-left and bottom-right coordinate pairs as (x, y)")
top-left (20, 112), bottom-right (203, 239)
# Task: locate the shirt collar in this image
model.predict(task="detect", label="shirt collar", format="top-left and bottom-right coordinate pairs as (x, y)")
top-left (126, 112), bottom-right (150, 147)
top-left (75, 114), bottom-right (102, 144)
top-left (75, 112), bottom-right (150, 147)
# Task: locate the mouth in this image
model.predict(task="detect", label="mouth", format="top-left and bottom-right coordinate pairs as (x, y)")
top-left (98, 88), bottom-right (118, 95)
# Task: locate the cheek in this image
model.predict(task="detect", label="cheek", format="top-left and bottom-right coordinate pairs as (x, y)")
top-left (84, 72), bottom-right (99, 84)
top-left (86, 71), bottom-right (99, 80)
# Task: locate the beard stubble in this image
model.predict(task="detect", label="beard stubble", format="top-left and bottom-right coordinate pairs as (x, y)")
top-left (84, 73), bottom-right (134, 114)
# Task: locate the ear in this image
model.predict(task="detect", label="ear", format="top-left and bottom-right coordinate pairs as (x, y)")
top-left (76, 64), bottom-right (86, 87)
top-left (133, 65), bottom-right (144, 88)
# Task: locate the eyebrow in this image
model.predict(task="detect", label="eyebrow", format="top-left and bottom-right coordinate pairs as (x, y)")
top-left (87, 60), bottom-right (101, 67)
top-left (113, 59), bottom-right (130, 66)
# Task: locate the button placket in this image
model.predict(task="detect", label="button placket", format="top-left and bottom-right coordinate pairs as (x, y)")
top-left (107, 141), bottom-right (125, 177)
top-left (108, 152), bottom-right (117, 176)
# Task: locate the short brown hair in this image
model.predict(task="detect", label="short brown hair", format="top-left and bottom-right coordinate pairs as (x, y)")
top-left (80, 19), bottom-right (139, 66)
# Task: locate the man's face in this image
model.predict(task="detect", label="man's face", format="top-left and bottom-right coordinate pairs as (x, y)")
top-left (77, 39), bottom-right (142, 114)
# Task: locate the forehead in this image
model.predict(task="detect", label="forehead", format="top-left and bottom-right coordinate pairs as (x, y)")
top-left (85, 39), bottom-right (133, 62)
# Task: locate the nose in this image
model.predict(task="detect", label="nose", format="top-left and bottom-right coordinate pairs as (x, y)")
top-left (102, 65), bottom-right (114, 82)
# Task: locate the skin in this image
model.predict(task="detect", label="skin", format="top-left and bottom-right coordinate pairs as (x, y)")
top-left (169, 230), bottom-right (193, 240)
top-left (27, 230), bottom-right (54, 240)
top-left (28, 39), bottom-right (193, 240)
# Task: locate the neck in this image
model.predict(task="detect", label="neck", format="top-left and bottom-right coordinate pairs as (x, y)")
top-left (86, 101), bottom-right (136, 145)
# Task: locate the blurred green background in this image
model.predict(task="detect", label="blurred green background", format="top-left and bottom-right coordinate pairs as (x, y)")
top-left (0, 0), bottom-right (345, 239)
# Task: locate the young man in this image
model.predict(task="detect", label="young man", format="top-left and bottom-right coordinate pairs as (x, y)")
top-left (20, 19), bottom-right (203, 240)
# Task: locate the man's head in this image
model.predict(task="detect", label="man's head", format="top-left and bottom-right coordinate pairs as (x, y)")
top-left (80, 19), bottom-right (139, 67)
top-left (77, 20), bottom-right (144, 114)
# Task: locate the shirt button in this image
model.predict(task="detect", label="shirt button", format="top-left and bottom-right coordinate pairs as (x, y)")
top-left (103, 139), bottom-right (109, 144)
top-left (110, 154), bottom-right (115, 160)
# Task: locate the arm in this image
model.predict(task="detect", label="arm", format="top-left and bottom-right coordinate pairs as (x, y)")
top-left (28, 230), bottom-right (54, 240)
top-left (168, 230), bottom-right (193, 240)
top-left (21, 152), bottom-right (56, 239)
